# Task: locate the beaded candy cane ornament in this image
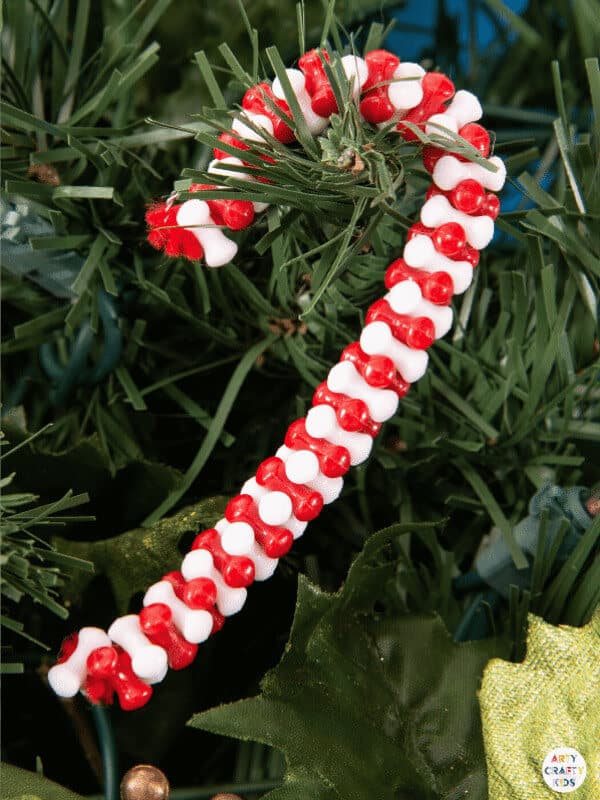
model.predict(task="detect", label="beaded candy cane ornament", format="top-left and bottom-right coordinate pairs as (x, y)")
top-left (48, 48), bottom-right (506, 710)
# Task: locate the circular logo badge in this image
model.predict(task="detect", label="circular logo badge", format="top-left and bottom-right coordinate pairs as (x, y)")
top-left (542, 747), bottom-right (587, 793)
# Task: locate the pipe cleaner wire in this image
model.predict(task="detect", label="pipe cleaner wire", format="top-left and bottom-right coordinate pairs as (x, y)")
top-left (48, 46), bottom-right (506, 710)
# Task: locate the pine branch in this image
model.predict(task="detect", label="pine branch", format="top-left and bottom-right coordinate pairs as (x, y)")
top-left (0, 431), bottom-right (94, 669)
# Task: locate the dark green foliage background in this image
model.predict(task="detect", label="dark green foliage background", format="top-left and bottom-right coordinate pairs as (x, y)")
top-left (1, 0), bottom-right (599, 797)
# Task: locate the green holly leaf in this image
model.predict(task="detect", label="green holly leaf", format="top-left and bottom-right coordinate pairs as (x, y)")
top-left (1, 763), bottom-right (84, 800)
top-left (54, 496), bottom-right (227, 612)
top-left (190, 525), bottom-right (508, 799)
top-left (480, 609), bottom-right (600, 800)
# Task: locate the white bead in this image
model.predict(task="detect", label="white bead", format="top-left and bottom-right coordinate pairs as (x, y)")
top-left (47, 627), bottom-right (111, 698)
top-left (240, 477), bottom-right (307, 539)
top-left (446, 90), bottom-right (483, 127)
top-left (327, 361), bottom-right (399, 423)
top-left (276, 446), bottom-right (343, 504)
top-left (108, 616), bottom-right (168, 684)
top-left (394, 62), bottom-right (426, 80)
top-left (216, 519), bottom-right (254, 554)
top-left (425, 91), bottom-right (482, 139)
top-left (403, 235), bottom-right (473, 294)
top-left (385, 283), bottom-right (453, 339)
top-left (389, 63), bottom-right (425, 111)
top-left (208, 156), bottom-right (270, 213)
top-left (307, 470), bottom-right (343, 504)
top-left (207, 156), bottom-right (244, 179)
top-left (179, 550), bottom-right (247, 617)
top-left (240, 475), bottom-right (264, 498)
top-left (284, 449), bottom-right (320, 484)
top-left (258, 490), bottom-right (293, 526)
top-left (305, 405), bottom-right (373, 465)
top-left (215, 519), bottom-right (279, 581)
top-left (384, 279), bottom-right (422, 313)
top-left (176, 199), bottom-right (238, 267)
top-left (340, 54), bottom-right (369, 98)
top-left (433, 153), bottom-right (506, 192)
top-left (425, 112), bottom-right (459, 139)
top-left (143, 581), bottom-right (213, 642)
top-left (421, 195), bottom-right (494, 250)
top-left (415, 298), bottom-right (453, 339)
top-left (231, 112), bottom-right (274, 141)
top-left (272, 68), bottom-right (329, 135)
top-left (360, 322), bottom-right (428, 383)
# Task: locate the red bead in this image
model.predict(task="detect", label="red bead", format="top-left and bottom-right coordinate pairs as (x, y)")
top-left (482, 193), bottom-right (500, 220)
top-left (84, 676), bottom-right (115, 706)
top-left (312, 383), bottom-right (380, 437)
top-left (425, 72), bottom-right (456, 105)
top-left (298, 50), bottom-right (337, 118)
top-left (450, 179), bottom-right (485, 214)
top-left (341, 342), bottom-right (394, 387)
top-left (86, 645), bottom-right (119, 679)
top-left (426, 183), bottom-right (497, 232)
top-left (85, 647), bottom-right (152, 711)
top-left (192, 528), bottom-right (255, 588)
top-left (397, 72), bottom-right (455, 140)
top-left (163, 570), bottom-right (218, 610)
top-left (340, 342), bottom-right (410, 397)
top-left (432, 222), bottom-right (466, 257)
top-left (242, 83), bottom-right (294, 144)
top-left (145, 202), bottom-right (169, 248)
top-left (284, 419), bottom-right (351, 478)
top-left (427, 180), bottom-right (492, 225)
top-left (361, 50), bottom-right (400, 92)
top-left (210, 608), bottom-right (226, 633)
top-left (366, 299), bottom-right (435, 349)
top-left (162, 571), bottom-right (222, 634)
top-left (359, 49), bottom-right (400, 124)
top-left (363, 354), bottom-right (396, 387)
top-left (146, 201), bottom-right (204, 262)
top-left (213, 131), bottom-right (249, 160)
top-left (165, 228), bottom-right (204, 260)
top-left (184, 578), bottom-right (219, 609)
top-left (408, 220), bottom-right (479, 266)
top-left (162, 570), bottom-right (185, 595)
top-left (57, 632), bottom-right (79, 664)
top-left (458, 123), bottom-right (490, 159)
top-left (407, 222), bottom-right (431, 241)
top-left (462, 244), bottom-right (480, 267)
top-left (422, 145), bottom-right (445, 173)
top-left (225, 495), bottom-right (294, 559)
top-left (310, 82), bottom-right (337, 118)
top-left (424, 124), bottom-right (491, 169)
top-left (256, 456), bottom-right (323, 521)
top-left (217, 199), bottom-right (255, 230)
top-left (139, 604), bottom-right (198, 670)
top-left (384, 259), bottom-right (454, 305)
top-left (407, 221), bottom-right (431, 239)
top-left (298, 50), bottom-right (330, 93)
top-left (360, 93), bottom-right (393, 125)
top-left (189, 184), bottom-right (255, 231)
top-left (242, 83), bottom-right (269, 108)
top-left (110, 649), bottom-right (153, 711)
top-left (83, 646), bottom-right (118, 706)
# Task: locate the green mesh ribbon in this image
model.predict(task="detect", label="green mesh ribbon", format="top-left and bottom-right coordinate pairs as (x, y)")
top-left (480, 609), bottom-right (600, 799)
